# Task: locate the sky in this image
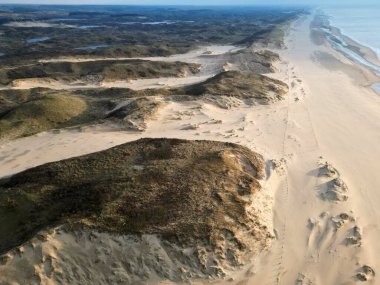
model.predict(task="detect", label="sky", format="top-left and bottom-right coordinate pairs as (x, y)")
top-left (0, 0), bottom-right (378, 5)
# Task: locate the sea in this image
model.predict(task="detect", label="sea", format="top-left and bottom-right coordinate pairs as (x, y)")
top-left (323, 6), bottom-right (380, 93)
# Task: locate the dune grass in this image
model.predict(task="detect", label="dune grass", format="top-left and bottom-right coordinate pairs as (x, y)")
top-left (0, 60), bottom-right (201, 86)
top-left (0, 138), bottom-right (267, 256)
top-left (174, 70), bottom-right (288, 102)
top-left (0, 94), bottom-right (87, 140)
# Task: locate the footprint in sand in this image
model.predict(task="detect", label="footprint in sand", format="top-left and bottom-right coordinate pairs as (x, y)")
top-left (355, 265), bottom-right (375, 282)
top-left (320, 177), bottom-right (349, 202)
top-left (296, 273), bottom-right (316, 285)
top-left (317, 161), bottom-right (349, 202)
top-left (271, 158), bottom-right (287, 176)
top-left (345, 226), bottom-right (362, 246)
top-left (318, 162), bottom-right (339, 177)
top-left (307, 212), bottom-right (337, 254)
top-left (307, 212), bottom-right (357, 255)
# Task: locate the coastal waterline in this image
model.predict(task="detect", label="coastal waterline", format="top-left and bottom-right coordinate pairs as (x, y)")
top-left (324, 6), bottom-right (380, 59)
top-left (372, 83), bottom-right (380, 96)
top-left (324, 6), bottom-right (380, 96)
top-left (322, 27), bottom-right (380, 75)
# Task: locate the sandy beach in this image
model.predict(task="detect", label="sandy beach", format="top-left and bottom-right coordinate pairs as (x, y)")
top-left (1, 11), bottom-right (380, 285)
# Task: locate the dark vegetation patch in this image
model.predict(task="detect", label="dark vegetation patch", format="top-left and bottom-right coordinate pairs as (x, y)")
top-left (0, 5), bottom-right (304, 66)
top-left (173, 70), bottom-right (289, 103)
top-left (0, 60), bottom-right (201, 85)
top-left (0, 94), bottom-right (87, 140)
top-left (0, 87), bottom-right (165, 139)
top-left (0, 138), bottom-right (266, 255)
top-left (228, 49), bottom-right (280, 73)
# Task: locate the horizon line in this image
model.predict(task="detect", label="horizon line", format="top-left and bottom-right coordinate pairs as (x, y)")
top-left (0, 3), bottom-right (313, 7)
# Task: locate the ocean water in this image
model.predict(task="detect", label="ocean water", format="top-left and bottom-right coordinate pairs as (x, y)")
top-left (324, 7), bottom-right (380, 59)
top-left (321, 28), bottom-right (380, 75)
top-left (324, 6), bottom-right (380, 94)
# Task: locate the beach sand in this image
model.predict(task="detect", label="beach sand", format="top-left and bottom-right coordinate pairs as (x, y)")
top-left (1, 12), bottom-right (380, 285)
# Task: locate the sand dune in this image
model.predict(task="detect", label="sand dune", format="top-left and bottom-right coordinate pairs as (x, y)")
top-left (6, 45), bottom-right (275, 91)
top-left (8, 46), bottom-right (241, 90)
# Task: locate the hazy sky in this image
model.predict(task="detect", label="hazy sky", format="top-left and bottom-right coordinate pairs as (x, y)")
top-left (0, 0), bottom-right (378, 5)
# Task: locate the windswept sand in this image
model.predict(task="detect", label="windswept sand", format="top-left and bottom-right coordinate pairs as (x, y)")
top-left (10, 75), bottom-right (214, 90)
top-left (1, 13), bottom-right (380, 285)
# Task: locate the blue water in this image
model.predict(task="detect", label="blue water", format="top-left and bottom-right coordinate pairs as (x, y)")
top-left (324, 7), bottom-right (380, 94)
top-left (321, 28), bottom-right (380, 75)
top-left (324, 7), bottom-right (380, 60)
top-left (74, 44), bottom-right (111, 50)
top-left (0, 52), bottom-right (4, 57)
top-left (26, 37), bottom-right (50, 44)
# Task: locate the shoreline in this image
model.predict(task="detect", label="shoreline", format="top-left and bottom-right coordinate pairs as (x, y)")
top-left (272, 12), bottom-right (380, 284)
top-left (316, 10), bottom-right (380, 95)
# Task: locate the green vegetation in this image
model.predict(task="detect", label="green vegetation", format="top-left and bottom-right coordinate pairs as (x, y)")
top-left (0, 94), bottom-right (87, 140)
top-left (0, 138), bottom-right (266, 254)
top-left (0, 87), bottom-right (167, 139)
top-left (0, 5), bottom-right (299, 139)
top-left (0, 60), bottom-right (201, 85)
top-left (175, 70), bottom-right (288, 103)
top-left (0, 6), bottom-right (303, 66)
